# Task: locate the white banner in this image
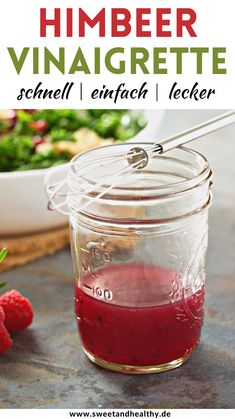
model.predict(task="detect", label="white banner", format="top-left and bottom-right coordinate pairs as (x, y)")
top-left (1, 410), bottom-right (235, 419)
top-left (0, 0), bottom-right (234, 108)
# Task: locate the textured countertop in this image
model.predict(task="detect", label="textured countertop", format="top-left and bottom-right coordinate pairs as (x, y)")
top-left (0, 110), bottom-right (234, 409)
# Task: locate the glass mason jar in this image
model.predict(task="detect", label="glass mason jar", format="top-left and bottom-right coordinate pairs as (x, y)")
top-left (67, 143), bottom-right (212, 374)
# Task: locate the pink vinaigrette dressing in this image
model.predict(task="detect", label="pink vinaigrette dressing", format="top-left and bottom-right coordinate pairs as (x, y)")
top-left (75, 264), bottom-right (204, 367)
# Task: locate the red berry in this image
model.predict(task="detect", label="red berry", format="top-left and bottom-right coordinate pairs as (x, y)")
top-left (29, 120), bottom-right (47, 133)
top-left (0, 290), bottom-right (34, 333)
top-left (0, 320), bottom-right (12, 353)
top-left (0, 306), bottom-right (5, 322)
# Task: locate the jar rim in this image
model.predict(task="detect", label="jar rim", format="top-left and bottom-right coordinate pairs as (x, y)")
top-left (69, 143), bottom-right (211, 199)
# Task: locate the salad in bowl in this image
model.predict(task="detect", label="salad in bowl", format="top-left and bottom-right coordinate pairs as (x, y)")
top-left (0, 109), bottom-right (164, 235)
top-left (0, 109), bottom-right (146, 172)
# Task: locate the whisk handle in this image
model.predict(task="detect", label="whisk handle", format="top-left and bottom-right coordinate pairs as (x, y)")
top-left (155, 110), bottom-right (235, 154)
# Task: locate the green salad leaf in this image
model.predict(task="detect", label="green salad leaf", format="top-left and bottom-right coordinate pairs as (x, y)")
top-left (0, 134), bottom-right (34, 172)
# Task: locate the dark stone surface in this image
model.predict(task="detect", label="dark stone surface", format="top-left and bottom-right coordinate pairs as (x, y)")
top-left (0, 111), bottom-right (234, 408)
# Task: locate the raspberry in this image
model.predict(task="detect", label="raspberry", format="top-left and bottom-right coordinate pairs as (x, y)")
top-left (0, 290), bottom-right (34, 333)
top-left (0, 308), bottom-right (12, 353)
top-left (29, 120), bottom-right (47, 133)
top-left (0, 306), bottom-right (5, 322)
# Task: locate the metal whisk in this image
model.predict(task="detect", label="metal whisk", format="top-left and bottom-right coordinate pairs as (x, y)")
top-left (46, 110), bottom-right (235, 214)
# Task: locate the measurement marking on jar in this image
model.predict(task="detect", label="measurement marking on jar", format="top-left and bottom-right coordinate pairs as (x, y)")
top-left (84, 240), bottom-right (112, 264)
top-left (93, 287), bottom-right (113, 301)
top-left (84, 284), bottom-right (92, 290)
top-left (90, 248), bottom-right (112, 263)
top-left (83, 284), bottom-right (113, 301)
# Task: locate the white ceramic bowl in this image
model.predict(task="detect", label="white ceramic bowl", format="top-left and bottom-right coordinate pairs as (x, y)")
top-left (0, 110), bottom-right (165, 236)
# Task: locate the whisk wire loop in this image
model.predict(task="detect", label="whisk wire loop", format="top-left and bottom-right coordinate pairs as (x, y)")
top-left (46, 110), bottom-right (235, 215)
